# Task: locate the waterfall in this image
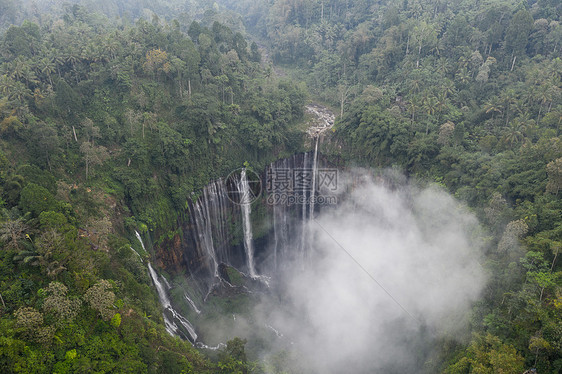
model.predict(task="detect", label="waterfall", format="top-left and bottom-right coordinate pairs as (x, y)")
top-left (145, 151), bottom-right (333, 345)
top-left (184, 293), bottom-right (202, 314)
top-left (300, 152), bottom-right (309, 264)
top-left (161, 274), bottom-right (172, 289)
top-left (307, 137), bottom-right (320, 257)
top-left (129, 246), bottom-right (143, 262)
top-left (135, 230), bottom-right (146, 252)
top-left (206, 179), bottom-right (230, 263)
top-left (272, 158), bottom-right (290, 269)
top-left (239, 169), bottom-right (257, 277)
top-left (148, 263), bottom-right (198, 342)
top-left (187, 178), bottom-right (235, 281)
top-left (309, 137), bottom-right (319, 221)
top-left (270, 160), bottom-right (281, 270)
top-left (192, 199), bottom-right (219, 278)
top-left (265, 324), bottom-right (284, 337)
top-left (269, 153), bottom-right (322, 270)
top-left (148, 263), bottom-right (171, 307)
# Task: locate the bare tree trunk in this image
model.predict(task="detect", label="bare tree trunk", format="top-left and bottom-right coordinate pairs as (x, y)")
top-left (551, 251), bottom-right (558, 272)
top-left (178, 71), bottom-right (183, 98)
top-left (72, 125), bottom-right (78, 142)
top-left (0, 292), bottom-right (5, 308)
top-left (406, 35), bottom-right (410, 55)
top-left (511, 55), bottom-right (517, 71)
top-left (46, 151), bottom-right (52, 171)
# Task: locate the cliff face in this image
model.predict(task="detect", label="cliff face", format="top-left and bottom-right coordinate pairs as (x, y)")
top-left (154, 151), bottom-right (335, 294)
top-left (155, 232), bottom-right (185, 273)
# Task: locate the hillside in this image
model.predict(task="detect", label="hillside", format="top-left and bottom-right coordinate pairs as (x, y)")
top-left (0, 0), bottom-right (562, 373)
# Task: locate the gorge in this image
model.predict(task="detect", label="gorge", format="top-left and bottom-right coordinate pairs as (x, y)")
top-left (143, 142), bottom-right (487, 372)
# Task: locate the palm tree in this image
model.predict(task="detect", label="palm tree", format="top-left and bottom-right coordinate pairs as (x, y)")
top-left (536, 83), bottom-right (555, 121)
top-left (442, 79), bottom-right (457, 99)
top-left (455, 67), bottom-right (470, 85)
top-left (38, 58), bottom-right (55, 86)
top-left (0, 74), bottom-right (15, 96)
top-left (13, 247), bottom-right (66, 278)
top-left (458, 54), bottom-right (469, 67)
top-left (9, 81), bottom-right (31, 105)
top-left (501, 119), bottom-right (526, 148)
top-left (21, 67), bottom-right (39, 88)
top-left (408, 96), bottom-right (420, 125)
top-left (500, 89), bottom-right (518, 125)
top-left (436, 91), bottom-right (448, 115)
top-left (9, 57), bottom-right (28, 81)
top-left (64, 50), bottom-right (81, 83)
top-left (104, 38), bottom-right (120, 61)
top-left (436, 57), bottom-right (449, 75)
top-left (408, 75), bottom-right (422, 94)
top-left (51, 51), bottom-right (65, 78)
top-left (484, 97), bottom-right (503, 120)
top-left (422, 94), bottom-right (438, 134)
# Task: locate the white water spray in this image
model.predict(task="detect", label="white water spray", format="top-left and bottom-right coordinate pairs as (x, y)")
top-left (239, 169), bottom-right (257, 278)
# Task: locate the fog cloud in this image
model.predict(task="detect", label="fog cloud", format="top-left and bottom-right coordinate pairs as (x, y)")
top-left (262, 171), bottom-right (487, 373)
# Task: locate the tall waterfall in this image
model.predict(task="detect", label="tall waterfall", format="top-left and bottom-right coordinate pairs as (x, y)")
top-left (148, 263), bottom-right (198, 342)
top-left (309, 137), bottom-right (319, 222)
top-left (147, 106), bottom-right (337, 347)
top-left (299, 152), bottom-right (309, 263)
top-left (266, 151), bottom-right (328, 271)
top-left (192, 198), bottom-right (219, 278)
top-left (205, 179), bottom-right (230, 263)
top-left (143, 150), bottom-right (336, 347)
top-left (270, 158), bottom-right (289, 271)
top-left (187, 178), bottom-right (238, 284)
top-left (135, 231), bottom-right (199, 343)
top-left (307, 137), bottom-right (320, 258)
top-left (239, 169), bottom-right (257, 278)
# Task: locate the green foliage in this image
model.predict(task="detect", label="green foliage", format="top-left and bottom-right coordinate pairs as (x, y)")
top-left (19, 183), bottom-right (58, 217)
top-left (110, 313), bottom-right (121, 328)
top-left (0, 0), bottom-right (559, 372)
top-left (218, 338), bottom-right (251, 374)
top-left (83, 280), bottom-right (115, 321)
top-left (445, 334), bottom-right (525, 374)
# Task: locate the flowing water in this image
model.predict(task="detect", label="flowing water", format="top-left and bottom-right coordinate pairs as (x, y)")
top-left (239, 169), bottom-right (257, 278)
top-left (147, 262), bottom-right (198, 342)
top-left (149, 149), bottom-right (333, 343)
